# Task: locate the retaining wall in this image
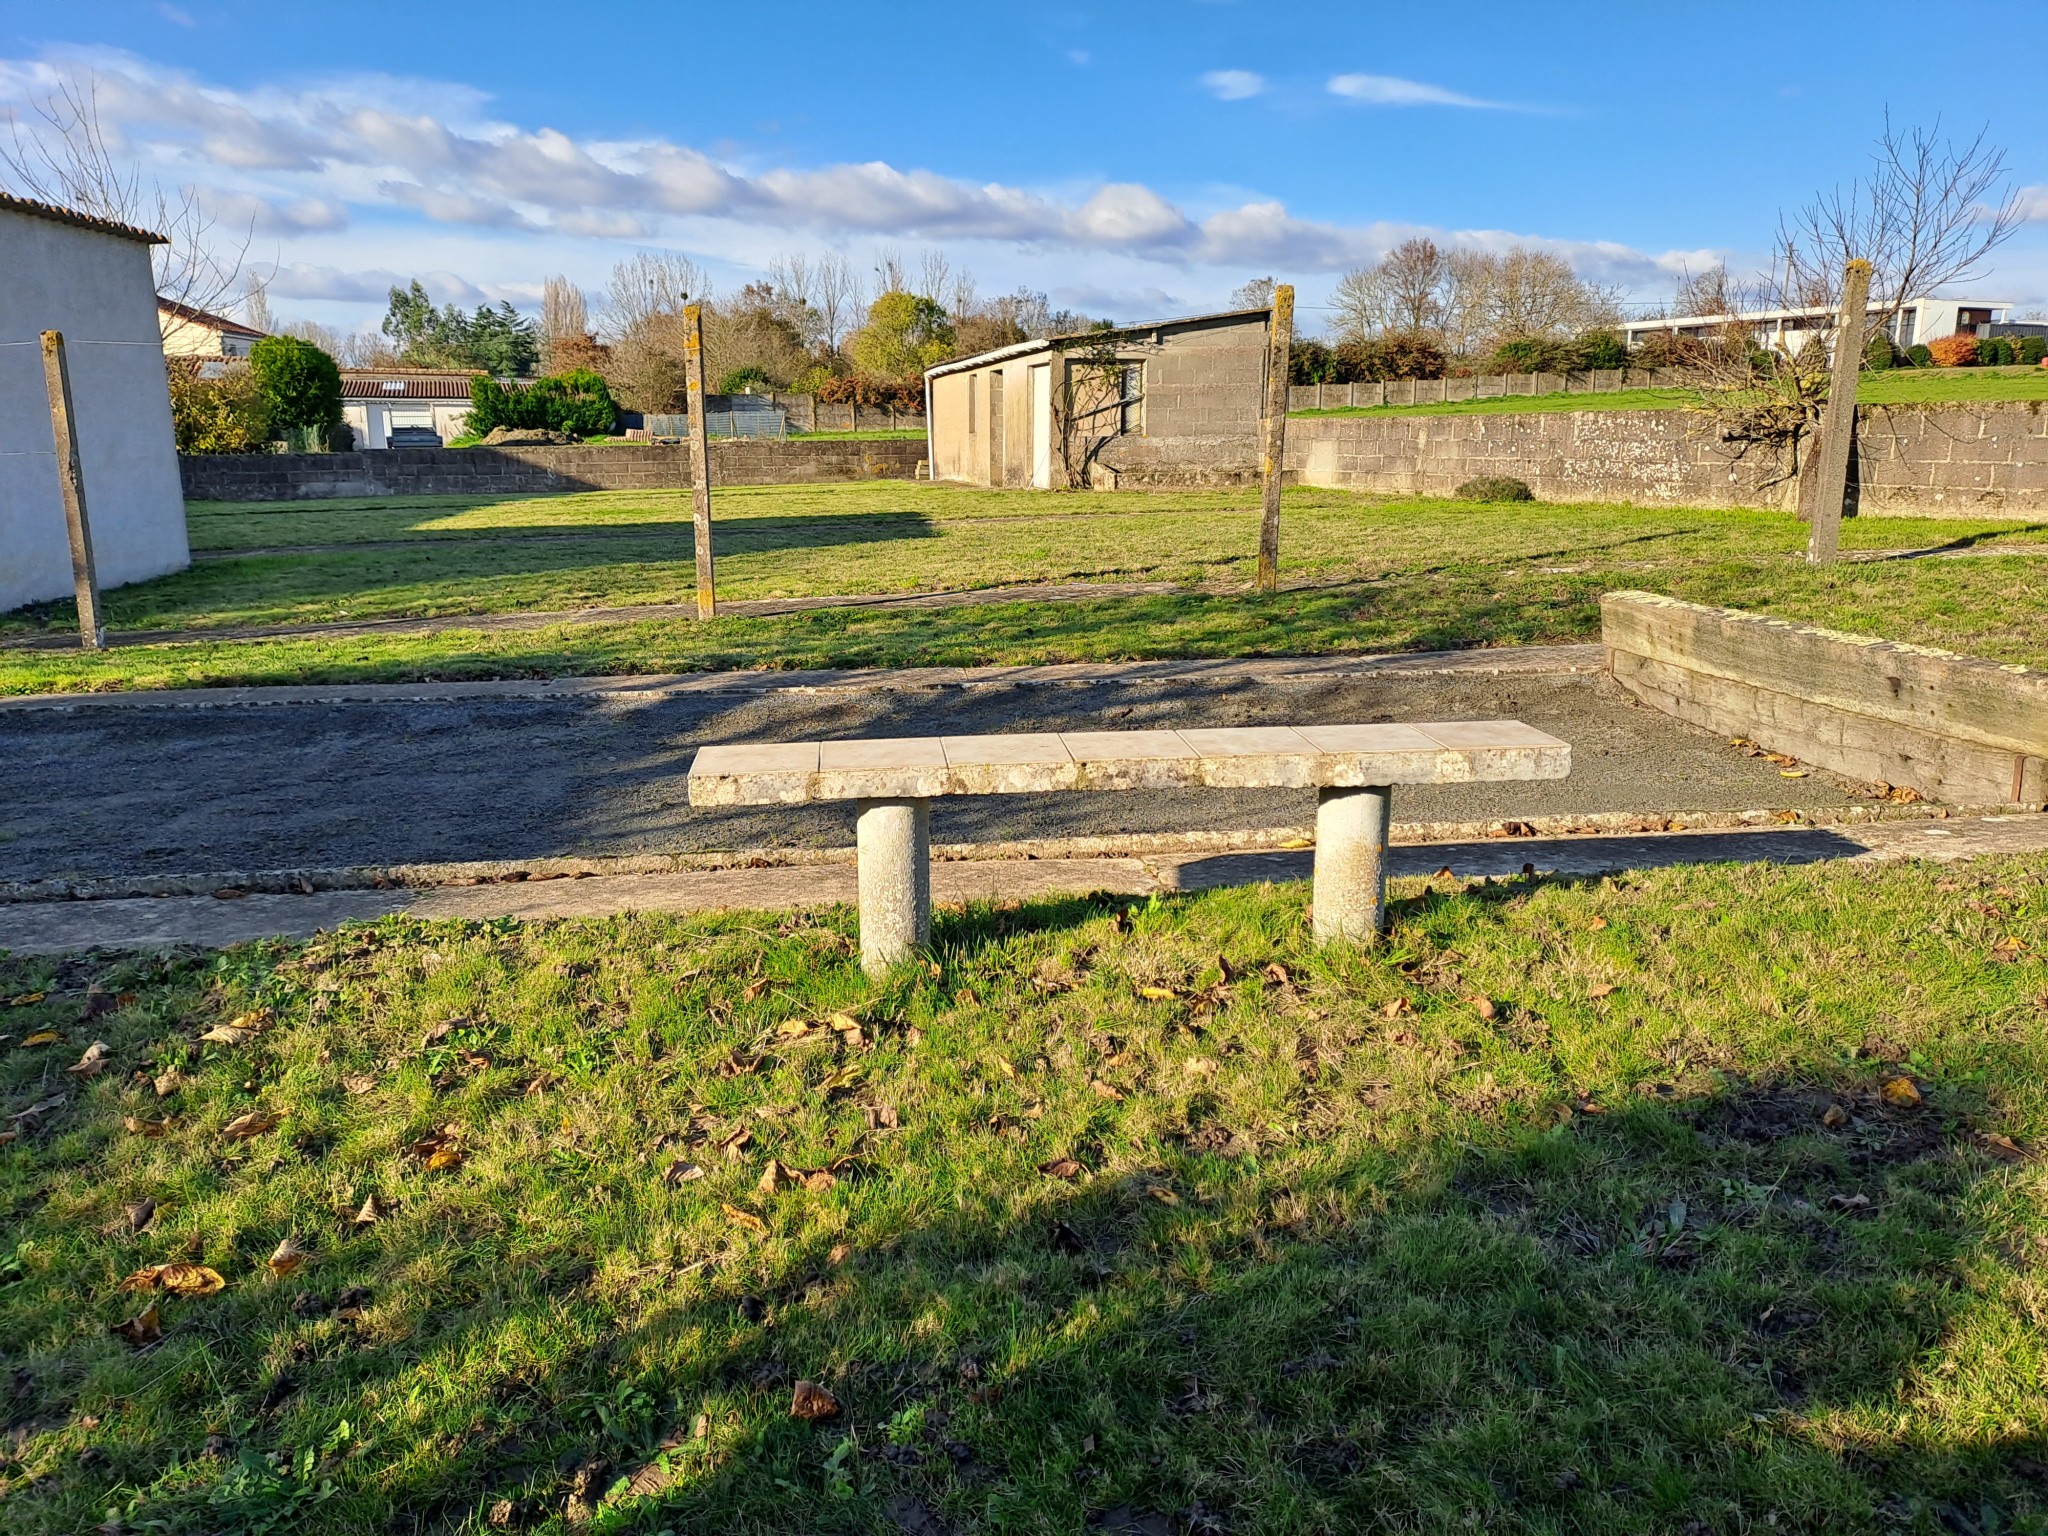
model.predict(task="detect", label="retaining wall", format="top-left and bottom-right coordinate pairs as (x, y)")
top-left (1602, 591), bottom-right (2048, 807)
top-left (1287, 402), bottom-right (2048, 517)
top-left (180, 438), bottom-right (927, 502)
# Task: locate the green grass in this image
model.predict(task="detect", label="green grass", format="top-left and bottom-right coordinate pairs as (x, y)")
top-left (4, 485), bottom-right (2048, 695)
top-left (4, 857), bottom-right (2047, 1532)
top-left (1293, 367), bottom-right (2048, 420)
top-left (790, 430), bottom-right (928, 441)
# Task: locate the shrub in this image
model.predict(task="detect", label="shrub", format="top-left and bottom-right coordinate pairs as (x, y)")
top-left (467, 369), bottom-right (617, 438)
top-left (248, 335), bottom-right (342, 436)
top-left (720, 366), bottom-right (773, 395)
top-left (1454, 476), bottom-right (1534, 502)
top-left (813, 375), bottom-right (925, 411)
top-left (168, 365), bottom-right (270, 454)
top-left (1906, 343), bottom-right (1935, 368)
top-left (2020, 337), bottom-right (2048, 366)
top-left (1332, 333), bottom-right (1446, 382)
top-left (1928, 333), bottom-right (1981, 367)
top-left (1288, 339), bottom-right (1337, 385)
top-left (1486, 335), bottom-right (1580, 375)
top-left (1864, 334), bottom-right (1897, 370)
top-left (1574, 329), bottom-right (1629, 371)
top-left (1978, 336), bottom-right (2016, 366)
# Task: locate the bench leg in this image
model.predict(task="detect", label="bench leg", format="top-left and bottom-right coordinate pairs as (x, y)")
top-left (856, 797), bottom-right (931, 975)
top-left (1313, 785), bottom-right (1391, 944)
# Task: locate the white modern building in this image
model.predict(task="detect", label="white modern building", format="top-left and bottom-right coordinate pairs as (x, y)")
top-left (1, 192), bottom-right (189, 614)
top-left (339, 370), bottom-right (480, 449)
top-left (1623, 297), bottom-right (2017, 357)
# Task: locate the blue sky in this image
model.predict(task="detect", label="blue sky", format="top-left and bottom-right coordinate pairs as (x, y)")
top-left (3, 0), bottom-right (2046, 334)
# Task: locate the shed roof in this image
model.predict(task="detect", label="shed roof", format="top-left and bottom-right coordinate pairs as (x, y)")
top-left (0, 190), bottom-right (168, 245)
top-left (340, 369), bottom-right (487, 401)
top-left (157, 298), bottom-right (267, 339)
top-left (925, 305), bottom-right (1270, 381)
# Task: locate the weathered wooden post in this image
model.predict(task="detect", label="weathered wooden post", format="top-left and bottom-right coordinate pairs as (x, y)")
top-left (39, 331), bottom-right (107, 650)
top-left (1802, 258), bottom-right (1872, 566)
top-left (682, 303), bottom-right (716, 618)
top-left (1254, 283), bottom-right (1294, 593)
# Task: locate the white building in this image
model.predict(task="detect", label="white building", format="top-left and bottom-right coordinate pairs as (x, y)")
top-left (339, 370), bottom-right (480, 449)
top-left (157, 298), bottom-right (266, 359)
top-left (1, 193), bottom-right (189, 614)
top-left (1623, 297), bottom-right (2016, 357)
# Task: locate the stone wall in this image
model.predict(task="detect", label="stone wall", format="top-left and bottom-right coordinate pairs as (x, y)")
top-left (1287, 367), bottom-right (1701, 412)
top-left (181, 438), bottom-right (927, 502)
top-left (1603, 591), bottom-right (2048, 807)
top-left (1286, 402), bottom-right (2048, 517)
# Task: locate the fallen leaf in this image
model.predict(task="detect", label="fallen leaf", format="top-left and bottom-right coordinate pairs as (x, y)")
top-left (0, 1130), bottom-right (13, 1145)
top-left (775, 1019), bottom-right (814, 1039)
top-left (1821, 1104), bottom-right (1849, 1129)
top-left (803, 1169), bottom-right (838, 1193)
top-left (1381, 998), bottom-right (1414, 1017)
top-left (1826, 1192), bottom-right (1872, 1211)
top-left (1262, 962), bottom-right (1291, 986)
top-left (1147, 1186), bottom-right (1181, 1206)
top-left (221, 1109), bottom-right (284, 1141)
top-left (758, 1159), bottom-right (793, 1195)
top-left (742, 978), bottom-right (769, 1001)
top-left (1588, 983), bottom-right (1617, 1000)
top-left (1588, 916), bottom-right (1609, 930)
top-left (426, 1146), bottom-right (463, 1172)
top-left (123, 1115), bottom-right (171, 1138)
top-left (818, 1064), bottom-right (863, 1094)
top-left (1779, 769), bottom-right (1809, 779)
top-left (6, 991), bottom-right (47, 1007)
top-left (66, 1041), bottom-right (111, 1078)
top-left (153, 1069), bottom-right (183, 1098)
top-left (110, 1302), bottom-right (161, 1347)
top-left (828, 1243), bottom-right (851, 1265)
top-left (352, 1193), bottom-right (383, 1226)
top-left (124, 1198), bottom-right (157, 1234)
top-left (21, 1031), bottom-right (61, 1048)
top-left (718, 1126), bottom-right (753, 1160)
top-left (268, 1235), bottom-right (309, 1279)
top-left (1090, 1079), bottom-right (1124, 1102)
top-left (864, 1103), bottom-right (900, 1131)
top-left (1468, 996), bottom-right (1498, 1021)
top-left (1138, 986), bottom-right (1179, 1002)
top-left (722, 1203), bottom-right (767, 1234)
top-left (1039, 1158), bottom-right (1083, 1180)
top-left (342, 1074), bottom-right (377, 1096)
top-left (200, 1011), bottom-right (271, 1047)
top-left (827, 1011), bottom-right (862, 1033)
top-left (790, 1380), bottom-right (840, 1420)
top-left (1880, 1076), bottom-right (1923, 1109)
top-left (663, 1159), bottom-right (704, 1186)
top-left (1980, 1132), bottom-right (2033, 1163)
top-left (161, 1263), bottom-right (225, 1296)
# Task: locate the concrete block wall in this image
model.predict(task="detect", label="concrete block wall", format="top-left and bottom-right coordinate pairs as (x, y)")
top-left (180, 438), bottom-right (928, 502)
top-left (1287, 368), bottom-right (1698, 413)
top-left (1287, 402), bottom-right (2048, 517)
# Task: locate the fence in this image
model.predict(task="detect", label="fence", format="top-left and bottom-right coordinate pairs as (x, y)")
top-left (644, 397), bottom-right (787, 440)
top-left (1287, 367), bottom-right (1704, 413)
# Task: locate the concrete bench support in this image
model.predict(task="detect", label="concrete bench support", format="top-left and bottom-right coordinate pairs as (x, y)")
top-left (856, 798), bottom-right (931, 972)
top-left (1312, 784), bottom-right (1393, 944)
top-left (687, 722), bottom-right (1568, 976)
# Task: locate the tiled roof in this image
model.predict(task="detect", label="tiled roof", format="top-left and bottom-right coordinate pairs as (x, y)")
top-left (0, 190), bottom-right (168, 245)
top-left (157, 299), bottom-right (267, 339)
top-left (340, 370), bottom-right (486, 401)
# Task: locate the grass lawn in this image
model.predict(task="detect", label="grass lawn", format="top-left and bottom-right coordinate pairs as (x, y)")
top-left (3, 857), bottom-right (2046, 1532)
top-left (3, 485), bottom-right (2047, 695)
top-left (1292, 367), bottom-right (2048, 420)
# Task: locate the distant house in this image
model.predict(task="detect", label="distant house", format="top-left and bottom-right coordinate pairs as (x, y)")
top-left (157, 298), bottom-right (266, 359)
top-left (1, 192), bottom-right (189, 613)
top-left (339, 370), bottom-right (483, 449)
top-left (925, 307), bottom-right (1271, 489)
top-left (1622, 296), bottom-right (2039, 357)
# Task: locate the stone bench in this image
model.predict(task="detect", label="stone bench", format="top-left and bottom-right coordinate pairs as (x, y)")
top-left (688, 722), bottom-right (1570, 973)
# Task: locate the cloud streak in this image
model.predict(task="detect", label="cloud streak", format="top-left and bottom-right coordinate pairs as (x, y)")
top-left (1201, 69), bottom-right (1266, 101)
top-left (1326, 72), bottom-right (1507, 109)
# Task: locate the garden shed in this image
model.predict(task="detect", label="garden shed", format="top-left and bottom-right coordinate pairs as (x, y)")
top-left (0, 192), bottom-right (189, 613)
top-left (924, 307), bottom-right (1271, 490)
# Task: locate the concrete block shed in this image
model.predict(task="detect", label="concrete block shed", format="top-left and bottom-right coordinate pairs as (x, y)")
top-left (925, 307), bottom-right (1271, 490)
top-left (0, 193), bottom-right (189, 613)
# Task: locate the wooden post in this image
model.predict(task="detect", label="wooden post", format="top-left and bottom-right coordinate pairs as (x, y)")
top-left (1803, 258), bottom-right (1872, 566)
top-left (39, 331), bottom-right (106, 650)
top-left (682, 303), bottom-right (715, 618)
top-left (1255, 283), bottom-right (1294, 593)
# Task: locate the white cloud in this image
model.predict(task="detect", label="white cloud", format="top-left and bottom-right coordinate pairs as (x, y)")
top-left (2020, 185), bottom-right (2048, 221)
top-left (1201, 70), bottom-right (1266, 101)
top-left (1326, 72), bottom-right (1505, 109)
top-left (156, 3), bottom-right (196, 25)
top-left (264, 262), bottom-right (486, 305)
top-left (205, 190), bottom-right (349, 233)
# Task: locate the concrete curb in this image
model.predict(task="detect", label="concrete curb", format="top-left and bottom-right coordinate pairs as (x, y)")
top-left (0, 801), bottom-right (1978, 905)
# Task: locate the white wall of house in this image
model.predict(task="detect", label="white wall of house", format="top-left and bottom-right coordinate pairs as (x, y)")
top-left (340, 399), bottom-right (473, 449)
top-left (0, 208), bottom-right (189, 614)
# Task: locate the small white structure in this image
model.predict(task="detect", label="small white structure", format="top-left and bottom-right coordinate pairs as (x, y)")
top-left (1, 193), bottom-right (189, 614)
top-left (1624, 297), bottom-right (2015, 357)
top-left (339, 370), bottom-right (480, 449)
top-left (158, 298), bottom-right (266, 359)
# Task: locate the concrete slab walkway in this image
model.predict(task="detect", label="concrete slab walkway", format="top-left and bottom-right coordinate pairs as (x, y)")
top-left (3, 814), bottom-right (2043, 954)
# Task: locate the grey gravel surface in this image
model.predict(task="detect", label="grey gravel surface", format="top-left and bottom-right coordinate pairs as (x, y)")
top-left (0, 671), bottom-right (1862, 882)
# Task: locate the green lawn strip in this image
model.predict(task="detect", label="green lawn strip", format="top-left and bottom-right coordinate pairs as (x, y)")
top-left (1292, 367), bottom-right (2048, 420)
top-left (2, 858), bottom-right (2045, 1532)
top-left (6, 529), bottom-right (2048, 696)
top-left (15, 489), bottom-right (2047, 643)
top-left (787, 429), bottom-right (928, 441)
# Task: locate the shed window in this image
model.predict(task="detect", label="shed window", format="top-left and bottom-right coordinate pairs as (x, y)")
top-left (967, 375), bottom-right (977, 434)
top-left (1119, 363), bottom-right (1144, 434)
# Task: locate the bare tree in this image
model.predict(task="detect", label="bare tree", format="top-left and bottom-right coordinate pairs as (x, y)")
top-left (812, 252), bottom-right (860, 354)
top-left (2, 71), bottom-right (247, 315)
top-left (1673, 263), bottom-right (1737, 317)
top-left (873, 247), bottom-right (908, 296)
top-left (241, 273), bottom-right (273, 333)
top-left (1230, 276), bottom-right (1277, 309)
top-left (1331, 238), bottom-right (1454, 341)
top-left (542, 276), bottom-right (589, 346)
top-left (602, 251), bottom-right (707, 339)
top-left (916, 249), bottom-right (951, 305)
top-left (1780, 115), bottom-right (2022, 320)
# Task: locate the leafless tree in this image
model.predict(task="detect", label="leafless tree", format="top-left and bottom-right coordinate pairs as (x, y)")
top-left (916, 249), bottom-right (950, 304)
top-left (811, 252), bottom-right (860, 354)
top-left (1673, 263), bottom-right (1737, 317)
top-left (2, 71), bottom-right (248, 315)
top-left (542, 276), bottom-right (589, 346)
top-left (240, 273), bottom-right (273, 333)
top-left (873, 247), bottom-right (909, 296)
top-left (1230, 276), bottom-right (1277, 309)
top-left (1333, 239), bottom-right (1451, 341)
top-left (602, 251), bottom-right (706, 339)
top-left (1779, 115), bottom-right (2022, 320)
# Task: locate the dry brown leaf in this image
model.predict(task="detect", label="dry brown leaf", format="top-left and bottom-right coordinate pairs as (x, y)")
top-left (718, 1126), bottom-right (753, 1161)
top-left (663, 1159), bottom-right (704, 1186)
top-left (124, 1198), bottom-right (157, 1234)
top-left (6, 991), bottom-right (47, 1007)
top-left (123, 1114), bottom-right (171, 1138)
top-left (352, 1193), bottom-right (384, 1226)
top-left (66, 1041), bottom-right (111, 1077)
top-left (1090, 1079), bottom-right (1124, 1101)
top-left (1980, 1132), bottom-right (2033, 1163)
top-left (1381, 998), bottom-right (1414, 1018)
top-left (1261, 963), bottom-right (1291, 986)
top-left (161, 1263), bottom-right (225, 1296)
top-left (1588, 916), bottom-right (1609, 931)
top-left (221, 1109), bottom-right (283, 1141)
top-left (1039, 1157), bottom-right (1083, 1180)
top-left (110, 1302), bottom-right (161, 1348)
top-left (200, 1025), bottom-right (259, 1047)
top-left (426, 1146), bottom-right (464, 1172)
top-left (742, 978), bottom-right (769, 1002)
top-left (802, 1169), bottom-right (837, 1193)
top-left (1820, 1104), bottom-right (1849, 1129)
top-left (827, 1242), bottom-right (851, 1265)
top-left (0, 1131), bottom-right (13, 1146)
top-left (1469, 996), bottom-right (1498, 1021)
top-left (775, 1019), bottom-right (814, 1039)
top-left (342, 1074), bottom-right (377, 1096)
top-left (1147, 1186), bottom-right (1181, 1206)
top-left (1588, 983), bottom-right (1617, 1000)
top-left (21, 1030), bottom-right (62, 1048)
top-left (1880, 1076), bottom-right (1923, 1109)
top-left (789, 1380), bottom-right (840, 1420)
top-left (722, 1203), bottom-right (767, 1234)
top-left (153, 1069), bottom-right (183, 1099)
top-left (268, 1235), bottom-right (309, 1279)
top-left (757, 1159), bottom-right (793, 1195)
